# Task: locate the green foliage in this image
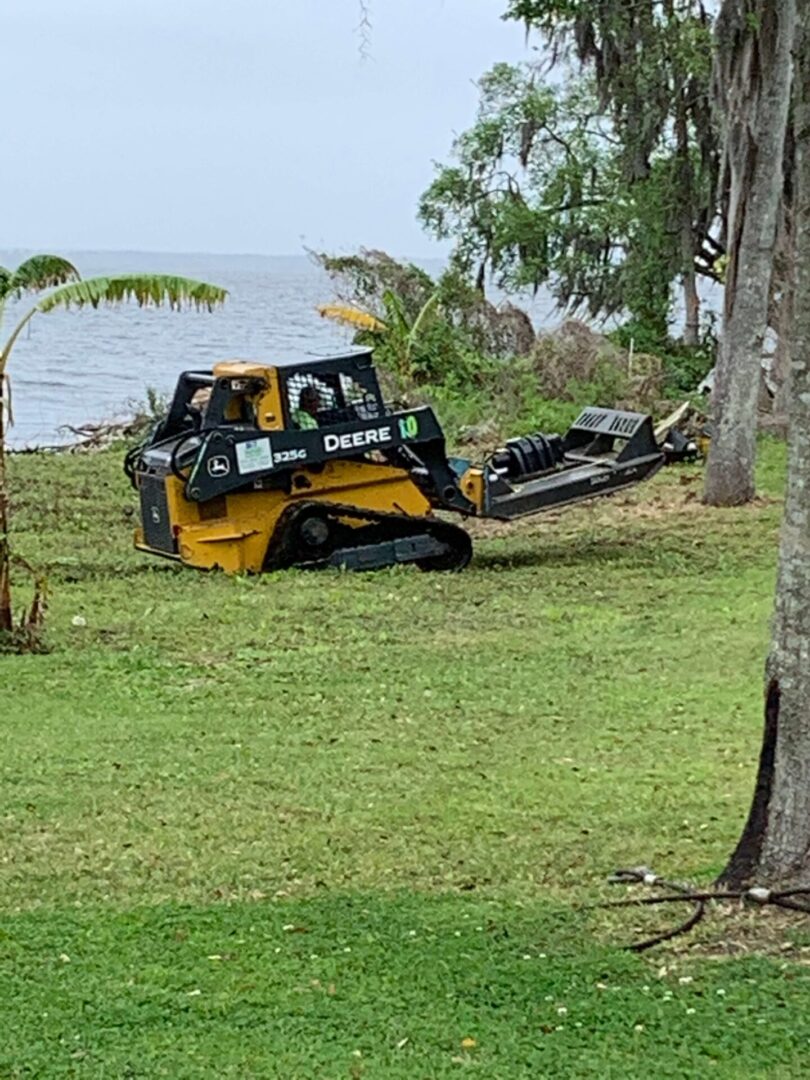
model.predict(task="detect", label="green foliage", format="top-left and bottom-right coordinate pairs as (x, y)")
top-left (318, 249), bottom-right (537, 387)
top-left (609, 317), bottom-right (717, 397)
top-left (318, 249), bottom-right (684, 438)
top-left (37, 274), bottom-right (228, 314)
top-left (419, 353), bottom-right (581, 445)
top-left (565, 356), bottom-right (633, 409)
top-left (419, 67), bottom-right (607, 295)
top-left (661, 346), bottom-right (716, 397)
top-left (0, 254), bottom-right (80, 303)
top-left (345, 289), bottom-right (448, 381)
top-left (503, 1), bottom-right (716, 178)
top-left (144, 386), bottom-right (171, 423)
top-left (2, 276), bottom-right (229, 373)
top-left (317, 249), bottom-right (478, 382)
top-left (422, 1), bottom-right (722, 334)
top-left (316, 249), bottom-right (435, 323)
top-left (0, 255), bottom-right (83, 637)
top-left (0, 554), bottom-right (47, 654)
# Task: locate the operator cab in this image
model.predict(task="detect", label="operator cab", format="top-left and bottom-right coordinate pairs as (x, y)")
top-left (281, 352), bottom-right (386, 430)
top-left (152, 349), bottom-right (387, 440)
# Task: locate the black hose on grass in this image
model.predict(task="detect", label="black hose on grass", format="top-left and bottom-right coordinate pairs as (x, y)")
top-left (594, 866), bottom-right (810, 952)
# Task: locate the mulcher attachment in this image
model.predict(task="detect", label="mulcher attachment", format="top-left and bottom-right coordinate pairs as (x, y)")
top-left (488, 433), bottom-right (565, 480)
top-left (481, 407), bottom-right (664, 520)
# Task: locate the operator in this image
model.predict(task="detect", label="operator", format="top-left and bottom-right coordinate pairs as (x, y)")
top-left (293, 384), bottom-right (323, 429)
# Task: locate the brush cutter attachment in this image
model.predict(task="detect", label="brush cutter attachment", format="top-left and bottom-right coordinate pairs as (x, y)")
top-left (476, 407), bottom-right (664, 520)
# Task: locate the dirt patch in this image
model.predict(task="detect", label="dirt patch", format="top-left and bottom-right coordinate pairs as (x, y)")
top-left (460, 467), bottom-right (782, 552)
top-left (669, 905), bottom-right (810, 963)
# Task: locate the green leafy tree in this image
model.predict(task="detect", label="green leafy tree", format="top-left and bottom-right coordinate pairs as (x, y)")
top-left (422, 2), bottom-right (720, 342)
top-left (503, 1), bottom-right (716, 171)
top-left (316, 248), bottom-right (538, 382)
top-left (0, 272), bottom-right (228, 643)
top-left (316, 249), bottom-right (436, 325)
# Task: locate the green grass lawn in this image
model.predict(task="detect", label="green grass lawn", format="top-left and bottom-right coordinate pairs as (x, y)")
top-left (3, 440), bottom-right (809, 1077)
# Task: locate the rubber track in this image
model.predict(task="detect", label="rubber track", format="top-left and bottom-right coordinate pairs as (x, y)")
top-left (265, 499), bottom-right (473, 572)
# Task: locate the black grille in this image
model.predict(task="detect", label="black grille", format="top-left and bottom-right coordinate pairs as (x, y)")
top-left (140, 475), bottom-right (175, 553)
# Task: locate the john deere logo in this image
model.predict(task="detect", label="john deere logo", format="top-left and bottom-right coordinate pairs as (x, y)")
top-left (208, 455), bottom-right (231, 477)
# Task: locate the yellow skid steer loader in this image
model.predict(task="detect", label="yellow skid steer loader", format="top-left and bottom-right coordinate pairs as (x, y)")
top-left (125, 349), bottom-right (666, 573)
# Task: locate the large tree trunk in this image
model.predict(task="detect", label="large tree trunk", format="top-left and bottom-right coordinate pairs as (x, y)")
top-left (704, 0), bottom-right (796, 507)
top-left (721, 7), bottom-right (810, 888)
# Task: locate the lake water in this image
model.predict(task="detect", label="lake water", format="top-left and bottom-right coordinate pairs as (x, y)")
top-left (1, 250), bottom-right (560, 448)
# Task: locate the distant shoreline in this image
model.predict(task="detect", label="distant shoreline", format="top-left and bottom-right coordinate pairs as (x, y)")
top-left (0, 247), bottom-right (449, 266)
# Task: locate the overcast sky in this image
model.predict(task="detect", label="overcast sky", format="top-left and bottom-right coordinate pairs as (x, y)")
top-left (3, 0), bottom-right (531, 257)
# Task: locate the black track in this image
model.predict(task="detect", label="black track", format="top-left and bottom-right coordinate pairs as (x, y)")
top-left (264, 501), bottom-right (473, 573)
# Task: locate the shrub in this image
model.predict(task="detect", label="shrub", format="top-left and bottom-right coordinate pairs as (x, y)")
top-left (608, 317), bottom-right (716, 398)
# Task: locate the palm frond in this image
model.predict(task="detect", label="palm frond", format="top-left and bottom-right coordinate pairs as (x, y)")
top-left (381, 290), bottom-right (410, 337)
top-left (8, 255), bottom-right (80, 298)
top-left (408, 292), bottom-right (441, 342)
top-left (37, 275), bottom-right (228, 315)
top-left (1, 274), bottom-right (228, 374)
top-left (318, 304), bottom-right (386, 332)
top-left (0, 267), bottom-right (11, 301)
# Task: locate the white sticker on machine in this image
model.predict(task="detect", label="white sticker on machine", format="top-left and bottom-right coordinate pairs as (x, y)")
top-left (235, 437), bottom-right (273, 474)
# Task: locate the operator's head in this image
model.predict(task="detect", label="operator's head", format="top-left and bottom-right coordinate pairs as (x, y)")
top-left (299, 384), bottom-right (322, 417)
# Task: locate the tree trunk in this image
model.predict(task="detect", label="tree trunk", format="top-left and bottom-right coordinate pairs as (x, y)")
top-left (682, 268), bottom-right (701, 346)
top-left (704, 0), bottom-right (796, 507)
top-left (721, 7), bottom-right (810, 888)
top-left (771, 260), bottom-right (795, 422)
top-left (770, 131), bottom-right (797, 421)
top-left (675, 92), bottom-right (701, 348)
